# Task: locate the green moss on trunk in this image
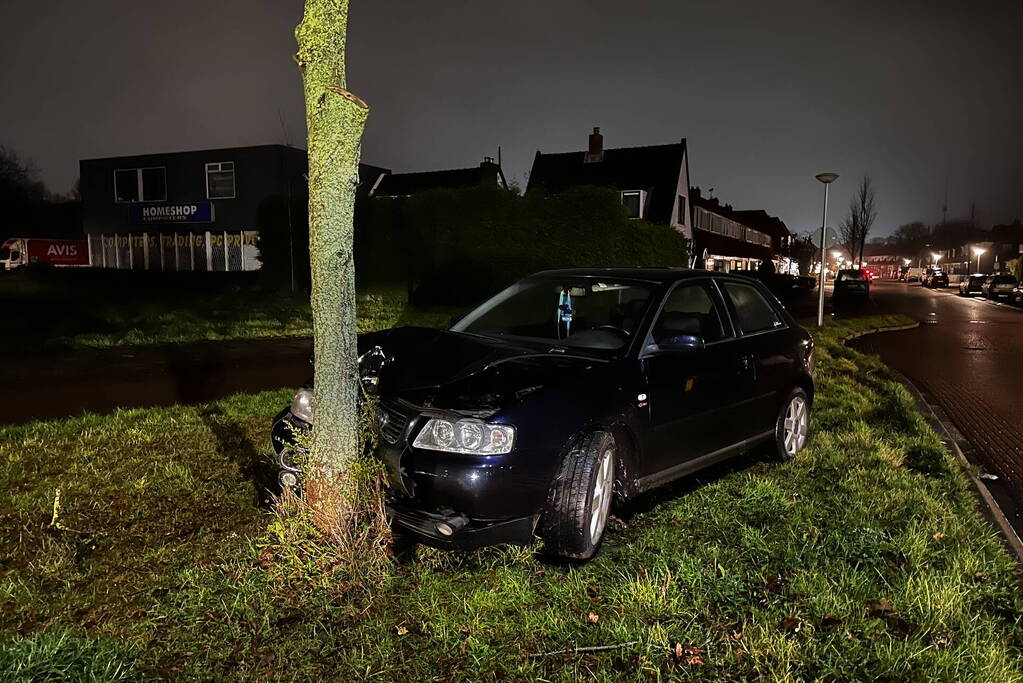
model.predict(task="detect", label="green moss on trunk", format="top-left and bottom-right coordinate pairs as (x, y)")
top-left (295, 0), bottom-right (369, 482)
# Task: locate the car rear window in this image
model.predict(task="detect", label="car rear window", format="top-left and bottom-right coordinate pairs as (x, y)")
top-left (837, 270), bottom-right (865, 281)
top-left (993, 276), bottom-right (1017, 284)
top-left (721, 281), bottom-right (783, 335)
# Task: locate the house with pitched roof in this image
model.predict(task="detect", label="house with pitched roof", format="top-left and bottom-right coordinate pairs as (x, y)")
top-left (369, 157), bottom-right (507, 198)
top-left (528, 128), bottom-right (692, 236)
top-left (527, 128), bottom-right (782, 272)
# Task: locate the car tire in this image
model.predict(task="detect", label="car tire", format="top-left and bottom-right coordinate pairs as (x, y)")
top-left (770, 388), bottom-right (810, 462)
top-left (541, 431), bottom-right (616, 561)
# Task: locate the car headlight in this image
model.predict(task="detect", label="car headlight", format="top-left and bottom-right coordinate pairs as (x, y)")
top-left (290, 389), bottom-right (314, 424)
top-left (413, 418), bottom-right (515, 455)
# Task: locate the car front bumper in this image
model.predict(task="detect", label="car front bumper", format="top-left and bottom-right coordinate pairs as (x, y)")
top-left (387, 501), bottom-right (537, 549)
top-left (269, 405), bottom-right (553, 547)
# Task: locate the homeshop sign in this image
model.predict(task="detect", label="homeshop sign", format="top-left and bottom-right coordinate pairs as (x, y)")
top-left (129, 202), bottom-right (214, 225)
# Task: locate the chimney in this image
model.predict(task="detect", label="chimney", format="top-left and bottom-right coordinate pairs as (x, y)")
top-left (480, 156), bottom-right (499, 186)
top-left (584, 127), bottom-right (604, 163)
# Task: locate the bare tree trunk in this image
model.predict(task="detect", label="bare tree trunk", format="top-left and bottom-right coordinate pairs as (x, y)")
top-left (295, 0), bottom-right (369, 500)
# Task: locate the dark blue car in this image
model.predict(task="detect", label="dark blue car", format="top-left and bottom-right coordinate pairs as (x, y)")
top-left (270, 268), bottom-right (815, 561)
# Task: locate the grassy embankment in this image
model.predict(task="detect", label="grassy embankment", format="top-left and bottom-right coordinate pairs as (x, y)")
top-left (1, 314), bottom-right (1021, 681)
top-left (0, 270), bottom-right (456, 350)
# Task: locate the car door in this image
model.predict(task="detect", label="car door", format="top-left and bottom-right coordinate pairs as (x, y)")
top-left (717, 279), bottom-right (793, 441)
top-left (639, 280), bottom-right (752, 476)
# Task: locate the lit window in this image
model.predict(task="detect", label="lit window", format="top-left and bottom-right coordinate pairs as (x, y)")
top-left (114, 167), bottom-right (166, 203)
top-left (621, 190), bottom-right (645, 219)
top-left (206, 162), bottom-right (236, 199)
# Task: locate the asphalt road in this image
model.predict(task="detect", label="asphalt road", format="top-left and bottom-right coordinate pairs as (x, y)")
top-left (850, 280), bottom-right (1023, 542)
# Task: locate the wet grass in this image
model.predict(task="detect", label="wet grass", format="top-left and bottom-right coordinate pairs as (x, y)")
top-left (1, 314), bottom-right (1022, 681)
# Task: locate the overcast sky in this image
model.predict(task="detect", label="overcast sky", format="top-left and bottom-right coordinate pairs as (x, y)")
top-left (2, 0), bottom-right (1021, 235)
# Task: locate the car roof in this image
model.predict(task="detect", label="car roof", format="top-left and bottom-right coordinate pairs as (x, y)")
top-left (527, 267), bottom-right (754, 285)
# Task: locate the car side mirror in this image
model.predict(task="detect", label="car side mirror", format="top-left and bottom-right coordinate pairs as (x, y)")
top-left (655, 333), bottom-right (705, 352)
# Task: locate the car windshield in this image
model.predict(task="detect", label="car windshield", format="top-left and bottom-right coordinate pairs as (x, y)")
top-left (451, 277), bottom-right (655, 353)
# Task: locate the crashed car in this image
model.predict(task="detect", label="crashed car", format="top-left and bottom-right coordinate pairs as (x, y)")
top-left (269, 268), bottom-right (815, 560)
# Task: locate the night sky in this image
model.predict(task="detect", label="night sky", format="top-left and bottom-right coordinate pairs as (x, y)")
top-left (2, 0), bottom-right (1021, 235)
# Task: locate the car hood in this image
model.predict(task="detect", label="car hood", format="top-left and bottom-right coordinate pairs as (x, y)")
top-left (358, 326), bottom-right (604, 417)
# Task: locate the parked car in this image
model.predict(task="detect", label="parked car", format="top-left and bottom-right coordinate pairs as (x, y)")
top-left (982, 274), bottom-right (1018, 300)
top-left (904, 267), bottom-right (925, 283)
top-left (732, 270), bottom-right (815, 300)
top-left (924, 272), bottom-right (949, 288)
top-left (268, 269), bottom-right (816, 560)
top-left (958, 274), bottom-right (988, 296)
top-left (833, 268), bottom-right (870, 302)
top-left (1011, 283), bottom-right (1023, 307)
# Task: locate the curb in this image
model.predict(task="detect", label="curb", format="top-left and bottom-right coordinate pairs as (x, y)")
top-left (844, 322), bottom-right (1023, 564)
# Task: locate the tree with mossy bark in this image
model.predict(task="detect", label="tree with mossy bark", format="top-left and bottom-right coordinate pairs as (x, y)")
top-left (294, 0), bottom-right (369, 509)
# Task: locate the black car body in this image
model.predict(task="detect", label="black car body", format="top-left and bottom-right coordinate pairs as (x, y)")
top-left (269, 269), bottom-right (815, 560)
top-left (925, 272), bottom-right (949, 288)
top-left (982, 274), bottom-right (1018, 300)
top-left (833, 268), bottom-right (870, 302)
top-left (1011, 283), bottom-right (1023, 307)
top-left (958, 274), bottom-right (988, 296)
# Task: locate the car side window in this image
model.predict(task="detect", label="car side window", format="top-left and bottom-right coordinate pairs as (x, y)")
top-left (653, 283), bottom-right (728, 344)
top-left (721, 281), bottom-right (783, 335)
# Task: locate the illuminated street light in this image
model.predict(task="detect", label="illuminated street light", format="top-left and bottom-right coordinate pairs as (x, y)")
top-left (903, 258), bottom-right (911, 266)
top-left (815, 173), bottom-right (839, 327)
top-left (932, 252), bottom-right (942, 263)
top-left (972, 246), bottom-right (986, 273)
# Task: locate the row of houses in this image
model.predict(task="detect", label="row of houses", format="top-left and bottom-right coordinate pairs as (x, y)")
top-left (77, 128), bottom-right (793, 273)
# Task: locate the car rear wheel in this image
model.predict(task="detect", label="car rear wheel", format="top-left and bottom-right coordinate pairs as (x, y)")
top-left (541, 431), bottom-right (615, 561)
top-left (770, 388), bottom-right (810, 461)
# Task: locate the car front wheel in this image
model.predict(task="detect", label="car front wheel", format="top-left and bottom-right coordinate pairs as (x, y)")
top-left (541, 431), bottom-right (616, 561)
top-left (771, 388), bottom-right (810, 461)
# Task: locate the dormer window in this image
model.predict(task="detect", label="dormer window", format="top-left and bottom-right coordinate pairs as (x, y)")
top-left (621, 190), bottom-right (646, 219)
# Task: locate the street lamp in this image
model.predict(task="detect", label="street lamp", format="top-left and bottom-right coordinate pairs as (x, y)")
top-left (972, 246), bottom-right (986, 274)
top-left (815, 173), bottom-right (839, 327)
top-left (932, 252), bottom-right (941, 266)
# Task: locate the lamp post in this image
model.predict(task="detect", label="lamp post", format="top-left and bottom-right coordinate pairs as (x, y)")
top-left (815, 173), bottom-right (839, 327)
top-left (972, 246), bottom-right (986, 274)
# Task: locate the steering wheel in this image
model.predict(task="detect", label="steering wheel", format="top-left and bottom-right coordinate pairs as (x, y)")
top-left (593, 325), bottom-right (631, 341)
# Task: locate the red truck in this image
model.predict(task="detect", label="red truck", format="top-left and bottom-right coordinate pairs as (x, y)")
top-left (0, 237), bottom-right (91, 271)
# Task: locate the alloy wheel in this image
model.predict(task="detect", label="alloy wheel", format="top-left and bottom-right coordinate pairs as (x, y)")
top-left (589, 449), bottom-right (614, 543)
top-left (783, 396), bottom-right (809, 456)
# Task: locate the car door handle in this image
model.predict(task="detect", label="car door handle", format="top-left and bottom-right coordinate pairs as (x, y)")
top-left (739, 355), bottom-right (753, 371)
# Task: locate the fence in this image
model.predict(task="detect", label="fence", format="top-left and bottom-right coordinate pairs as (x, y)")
top-left (87, 231), bottom-right (261, 272)
top-left (694, 207), bottom-right (771, 248)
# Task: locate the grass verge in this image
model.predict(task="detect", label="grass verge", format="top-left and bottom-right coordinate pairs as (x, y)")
top-left (0, 271), bottom-right (458, 350)
top-left (1, 314), bottom-right (1021, 681)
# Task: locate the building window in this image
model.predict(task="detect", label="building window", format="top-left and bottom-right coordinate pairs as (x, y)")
top-left (621, 190), bottom-right (645, 219)
top-left (114, 167), bottom-right (166, 203)
top-left (677, 195), bottom-right (687, 225)
top-left (206, 162), bottom-right (236, 199)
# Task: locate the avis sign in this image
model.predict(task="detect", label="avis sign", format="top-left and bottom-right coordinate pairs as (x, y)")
top-left (129, 202), bottom-right (214, 225)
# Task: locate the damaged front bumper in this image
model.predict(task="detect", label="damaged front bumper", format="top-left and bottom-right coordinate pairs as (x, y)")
top-left (387, 501), bottom-right (537, 550)
top-left (268, 403), bottom-right (547, 549)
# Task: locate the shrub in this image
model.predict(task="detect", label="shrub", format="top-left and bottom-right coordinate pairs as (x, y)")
top-left (356, 186), bottom-right (690, 304)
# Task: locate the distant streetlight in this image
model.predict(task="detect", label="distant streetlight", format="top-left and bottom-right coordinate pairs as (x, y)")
top-left (972, 246), bottom-right (986, 273)
top-left (932, 252), bottom-right (942, 265)
top-left (903, 258), bottom-right (911, 266)
top-left (815, 173), bottom-right (839, 327)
